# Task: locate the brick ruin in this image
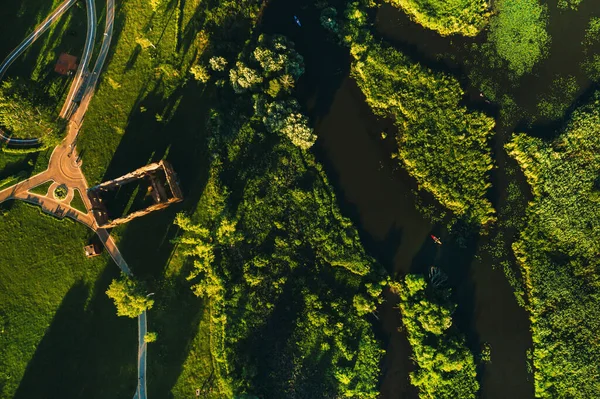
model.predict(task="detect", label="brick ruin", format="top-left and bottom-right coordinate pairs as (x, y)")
top-left (88, 160), bottom-right (183, 228)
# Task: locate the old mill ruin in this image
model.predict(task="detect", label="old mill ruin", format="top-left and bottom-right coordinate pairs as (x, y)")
top-left (88, 160), bottom-right (183, 228)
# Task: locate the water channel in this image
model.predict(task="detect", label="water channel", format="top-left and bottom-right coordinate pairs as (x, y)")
top-left (261, 1), bottom-right (542, 398)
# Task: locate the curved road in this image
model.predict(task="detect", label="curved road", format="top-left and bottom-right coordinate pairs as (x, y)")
top-left (1, 0), bottom-right (148, 397)
top-left (0, 0), bottom-right (77, 146)
top-left (0, 0), bottom-right (77, 81)
top-left (59, 0), bottom-right (97, 119)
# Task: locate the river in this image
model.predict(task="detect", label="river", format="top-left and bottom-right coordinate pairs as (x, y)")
top-left (257, 0), bottom-right (596, 398)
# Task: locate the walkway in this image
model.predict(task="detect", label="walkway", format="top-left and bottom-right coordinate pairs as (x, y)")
top-left (0, 0), bottom-right (148, 397)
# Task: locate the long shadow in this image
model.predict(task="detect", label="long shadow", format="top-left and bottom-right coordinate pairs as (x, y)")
top-left (234, 270), bottom-right (336, 398)
top-left (14, 264), bottom-right (136, 399)
top-left (0, 154), bottom-right (37, 180)
top-left (0, 1), bottom-right (59, 57)
top-left (260, 0), bottom-right (351, 123)
top-left (147, 273), bottom-right (206, 397)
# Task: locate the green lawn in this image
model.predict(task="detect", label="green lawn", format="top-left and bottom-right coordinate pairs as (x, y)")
top-left (79, 0), bottom-right (204, 184)
top-left (70, 188), bottom-right (87, 213)
top-left (0, 201), bottom-right (136, 399)
top-left (29, 180), bottom-right (53, 196)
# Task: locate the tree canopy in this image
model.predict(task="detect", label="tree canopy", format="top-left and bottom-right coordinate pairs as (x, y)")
top-left (344, 11), bottom-right (496, 227)
top-left (105, 275), bottom-right (154, 318)
top-left (488, 0), bottom-right (550, 77)
top-left (0, 79), bottom-right (64, 142)
top-left (384, 0), bottom-right (491, 36)
top-left (391, 275), bottom-right (479, 399)
top-left (506, 92), bottom-right (600, 398)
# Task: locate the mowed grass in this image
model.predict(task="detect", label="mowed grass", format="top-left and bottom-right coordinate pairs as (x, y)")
top-left (0, 201), bottom-right (136, 399)
top-left (79, 0), bottom-right (204, 184)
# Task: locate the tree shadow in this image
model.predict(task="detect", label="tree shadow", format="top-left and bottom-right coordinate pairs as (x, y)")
top-left (260, 0), bottom-right (351, 123)
top-left (147, 273), bottom-right (206, 398)
top-left (14, 265), bottom-right (137, 399)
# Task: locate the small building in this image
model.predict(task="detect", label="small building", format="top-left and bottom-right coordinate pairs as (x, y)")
top-left (55, 53), bottom-right (78, 75)
top-left (84, 243), bottom-right (102, 258)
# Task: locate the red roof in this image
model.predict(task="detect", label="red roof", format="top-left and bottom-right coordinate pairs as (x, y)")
top-left (55, 53), bottom-right (78, 75)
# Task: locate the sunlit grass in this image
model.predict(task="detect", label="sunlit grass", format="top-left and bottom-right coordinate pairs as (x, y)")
top-left (0, 201), bottom-right (109, 397)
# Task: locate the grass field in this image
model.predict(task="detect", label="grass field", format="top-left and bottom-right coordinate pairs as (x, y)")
top-left (0, 201), bottom-right (136, 399)
top-left (29, 180), bottom-right (53, 196)
top-left (0, 0), bottom-right (86, 112)
top-left (78, 0), bottom-right (208, 184)
top-left (70, 188), bottom-right (87, 213)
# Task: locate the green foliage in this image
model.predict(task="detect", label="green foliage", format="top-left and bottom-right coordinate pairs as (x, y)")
top-left (105, 274), bottom-right (154, 318)
top-left (172, 37), bottom-right (385, 392)
top-left (582, 18), bottom-right (600, 81)
top-left (229, 61), bottom-right (263, 93)
top-left (345, 22), bottom-right (496, 226)
top-left (190, 64), bottom-right (210, 83)
top-left (53, 185), bottom-right (68, 200)
top-left (391, 275), bottom-right (479, 398)
top-left (209, 56), bottom-right (228, 72)
top-left (584, 17), bottom-right (600, 45)
top-left (320, 7), bottom-right (340, 34)
top-left (384, 0), bottom-right (490, 36)
top-left (144, 331), bottom-right (158, 343)
top-left (480, 342), bottom-right (492, 363)
top-left (262, 99), bottom-right (316, 150)
top-left (536, 75), bottom-right (579, 120)
top-left (79, 0), bottom-right (262, 184)
top-left (488, 0), bottom-right (550, 77)
top-left (0, 79), bottom-right (64, 142)
top-left (225, 35), bottom-right (315, 150)
top-left (506, 92), bottom-right (600, 398)
top-left (557, 0), bottom-right (584, 10)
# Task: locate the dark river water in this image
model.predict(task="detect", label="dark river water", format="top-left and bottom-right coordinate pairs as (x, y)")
top-left (261, 1), bottom-right (540, 398)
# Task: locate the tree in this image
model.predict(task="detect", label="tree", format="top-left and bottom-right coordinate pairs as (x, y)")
top-left (190, 64), bottom-right (210, 83)
top-left (385, 0), bottom-right (490, 36)
top-left (488, 0), bottom-right (550, 77)
top-left (0, 79), bottom-right (65, 143)
top-left (320, 7), bottom-right (340, 34)
top-left (229, 61), bottom-right (263, 93)
top-left (144, 332), bottom-right (158, 343)
top-left (263, 99), bottom-right (316, 150)
top-left (253, 34), bottom-right (304, 79)
top-left (105, 275), bottom-right (154, 318)
top-left (209, 56), bottom-right (228, 72)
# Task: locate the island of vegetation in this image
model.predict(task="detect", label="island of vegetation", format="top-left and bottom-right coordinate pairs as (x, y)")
top-left (2, 0), bottom-right (600, 398)
top-left (506, 93), bottom-right (600, 398)
top-left (391, 274), bottom-right (479, 399)
top-left (344, 5), bottom-right (496, 227)
top-left (384, 0), bottom-right (491, 36)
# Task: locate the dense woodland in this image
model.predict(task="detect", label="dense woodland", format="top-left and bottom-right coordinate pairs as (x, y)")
top-left (507, 96), bottom-right (600, 397)
top-left (173, 33), bottom-right (384, 397)
top-left (342, 3), bottom-right (496, 228)
top-left (2, 0), bottom-right (600, 398)
top-left (383, 0), bottom-right (490, 36)
top-left (390, 275), bottom-right (478, 399)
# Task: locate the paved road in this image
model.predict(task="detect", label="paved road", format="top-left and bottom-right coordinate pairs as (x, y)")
top-left (1, 0), bottom-right (148, 397)
top-left (0, 0), bottom-right (77, 81)
top-left (72, 0), bottom-right (115, 127)
top-left (134, 311), bottom-right (148, 399)
top-left (0, 0), bottom-right (77, 146)
top-left (59, 0), bottom-right (97, 119)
